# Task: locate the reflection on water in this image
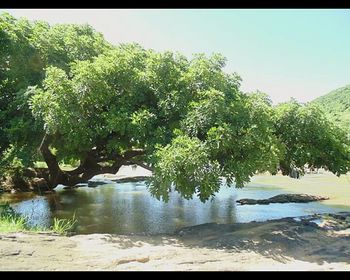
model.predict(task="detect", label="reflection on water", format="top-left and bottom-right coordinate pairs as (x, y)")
top-left (1, 178), bottom-right (350, 234)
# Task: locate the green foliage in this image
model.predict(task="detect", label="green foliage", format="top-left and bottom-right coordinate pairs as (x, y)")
top-left (0, 202), bottom-right (19, 217)
top-left (32, 42), bottom-right (285, 200)
top-left (0, 215), bottom-right (27, 233)
top-left (1, 12), bottom-right (350, 202)
top-left (0, 12), bottom-right (110, 173)
top-left (0, 144), bottom-right (33, 177)
top-left (274, 99), bottom-right (350, 176)
top-left (149, 135), bottom-right (222, 202)
top-left (311, 85), bottom-right (350, 131)
top-left (0, 202), bottom-right (77, 234)
top-left (51, 214), bottom-right (77, 235)
top-left (0, 202), bottom-right (28, 233)
top-left (204, 91), bottom-right (283, 187)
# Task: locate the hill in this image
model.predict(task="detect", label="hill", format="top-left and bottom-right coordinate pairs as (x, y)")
top-left (311, 85), bottom-right (350, 130)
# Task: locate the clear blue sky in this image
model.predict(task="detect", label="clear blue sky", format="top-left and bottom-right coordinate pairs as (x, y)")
top-left (2, 9), bottom-right (350, 104)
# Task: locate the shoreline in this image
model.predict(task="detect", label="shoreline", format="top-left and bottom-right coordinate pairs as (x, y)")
top-left (2, 166), bottom-right (350, 204)
top-left (249, 172), bottom-right (350, 207)
top-left (1, 212), bottom-right (350, 270)
top-left (1, 168), bottom-right (350, 271)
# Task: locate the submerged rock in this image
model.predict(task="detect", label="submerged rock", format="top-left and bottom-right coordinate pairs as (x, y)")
top-left (89, 174), bottom-right (150, 186)
top-left (236, 193), bottom-right (329, 205)
top-left (111, 176), bottom-right (149, 183)
top-left (87, 180), bottom-right (112, 188)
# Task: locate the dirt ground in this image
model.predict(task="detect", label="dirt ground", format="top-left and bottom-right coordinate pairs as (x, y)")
top-left (1, 215), bottom-right (350, 271)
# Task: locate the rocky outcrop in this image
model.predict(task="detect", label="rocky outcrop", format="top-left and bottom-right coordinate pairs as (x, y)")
top-left (0, 173), bottom-right (52, 194)
top-left (29, 177), bottom-right (50, 192)
top-left (85, 175), bottom-right (150, 187)
top-left (111, 176), bottom-right (150, 183)
top-left (236, 193), bottom-right (329, 205)
top-left (87, 180), bottom-right (112, 188)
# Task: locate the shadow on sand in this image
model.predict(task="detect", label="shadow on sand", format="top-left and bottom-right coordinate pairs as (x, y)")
top-left (100, 215), bottom-right (350, 266)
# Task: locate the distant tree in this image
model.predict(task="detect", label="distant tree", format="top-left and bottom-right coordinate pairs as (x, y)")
top-left (273, 99), bottom-right (350, 177)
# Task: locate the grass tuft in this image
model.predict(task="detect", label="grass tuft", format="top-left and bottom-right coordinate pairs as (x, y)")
top-left (51, 213), bottom-right (77, 235)
top-left (0, 202), bottom-right (77, 235)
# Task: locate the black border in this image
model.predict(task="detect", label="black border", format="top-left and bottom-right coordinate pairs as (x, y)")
top-left (1, 0), bottom-right (350, 275)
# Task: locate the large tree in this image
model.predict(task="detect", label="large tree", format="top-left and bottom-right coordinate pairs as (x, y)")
top-left (29, 45), bottom-right (284, 200)
top-left (0, 12), bottom-right (110, 179)
top-left (1, 14), bottom-right (350, 201)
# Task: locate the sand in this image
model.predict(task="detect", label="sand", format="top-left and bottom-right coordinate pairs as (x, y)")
top-left (1, 215), bottom-right (350, 271)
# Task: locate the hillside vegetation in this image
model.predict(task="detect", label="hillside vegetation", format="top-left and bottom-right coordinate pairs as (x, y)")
top-left (312, 85), bottom-right (350, 131)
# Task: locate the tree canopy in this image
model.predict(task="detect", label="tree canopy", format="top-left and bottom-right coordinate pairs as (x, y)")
top-left (0, 12), bottom-right (110, 177)
top-left (274, 99), bottom-right (350, 177)
top-left (1, 13), bottom-right (350, 201)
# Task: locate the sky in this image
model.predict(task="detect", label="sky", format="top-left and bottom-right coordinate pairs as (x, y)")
top-left (1, 9), bottom-right (350, 104)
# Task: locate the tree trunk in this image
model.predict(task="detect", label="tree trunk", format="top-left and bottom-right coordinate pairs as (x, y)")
top-left (279, 160), bottom-right (302, 179)
top-left (38, 134), bottom-right (96, 188)
top-left (39, 134), bottom-right (64, 187)
top-left (38, 134), bottom-right (144, 189)
top-left (279, 161), bottom-right (290, 176)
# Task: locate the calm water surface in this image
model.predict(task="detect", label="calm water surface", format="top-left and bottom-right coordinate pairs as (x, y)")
top-left (1, 175), bottom-right (350, 234)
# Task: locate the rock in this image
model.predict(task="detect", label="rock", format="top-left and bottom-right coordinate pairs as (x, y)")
top-left (63, 185), bottom-right (81, 190)
top-left (43, 190), bottom-right (55, 194)
top-left (115, 257), bottom-right (150, 265)
top-left (22, 168), bottom-right (37, 178)
top-left (328, 212), bottom-right (350, 221)
top-left (87, 175), bottom-right (149, 187)
top-left (87, 180), bottom-right (112, 188)
top-left (236, 194), bottom-right (329, 205)
top-left (30, 177), bottom-right (50, 192)
top-left (4, 235), bottom-right (17, 239)
top-left (0, 249), bottom-right (21, 256)
top-left (1, 176), bottom-right (30, 192)
top-left (237, 198), bottom-right (269, 205)
top-left (112, 176), bottom-right (149, 183)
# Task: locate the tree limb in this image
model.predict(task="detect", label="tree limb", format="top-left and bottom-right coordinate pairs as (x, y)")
top-left (125, 160), bottom-right (154, 172)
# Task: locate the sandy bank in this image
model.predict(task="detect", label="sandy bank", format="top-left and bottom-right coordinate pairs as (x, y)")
top-left (1, 214), bottom-right (350, 271)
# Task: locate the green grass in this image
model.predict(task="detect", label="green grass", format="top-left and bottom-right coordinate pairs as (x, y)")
top-left (34, 161), bottom-right (78, 171)
top-left (59, 164), bottom-right (77, 171)
top-left (51, 214), bottom-right (77, 235)
top-left (0, 202), bottom-right (77, 235)
top-left (33, 161), bottom-right (48, 169)
top-left (0, 215), bottom-right (27, 233)
top-left (0, 203), bottom-right (28, 233)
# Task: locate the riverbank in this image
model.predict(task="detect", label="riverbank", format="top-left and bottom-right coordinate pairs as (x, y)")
top-left (0, 165), bottom-right (153, 193)
top-left (1, 213), bottom-right (350, 271)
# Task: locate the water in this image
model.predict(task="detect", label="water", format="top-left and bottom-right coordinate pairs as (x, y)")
top-left (1, 176), bottom-right (350, 235)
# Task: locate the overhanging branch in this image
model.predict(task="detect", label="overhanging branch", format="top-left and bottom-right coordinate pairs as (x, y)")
top-left (125, 160), bottom-right (154, 172)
